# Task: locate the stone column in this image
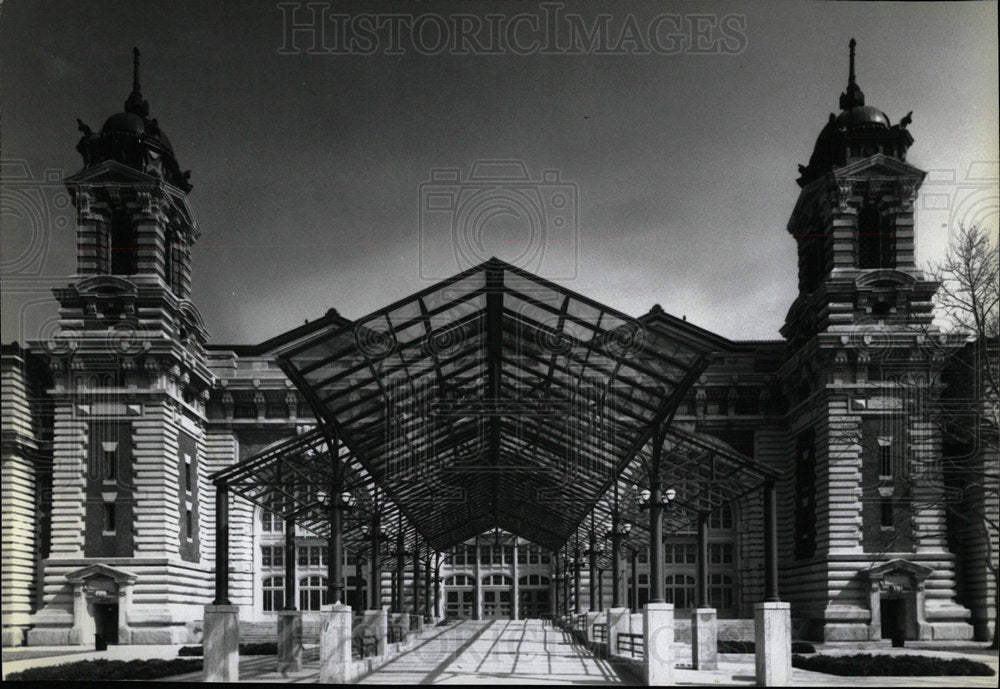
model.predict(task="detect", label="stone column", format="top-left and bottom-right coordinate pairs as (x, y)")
top-left (644, 602), bottom-right (674, 686)
top-left (511, 540), bottom-right (519, 621)
top-left (363, 607), bottom-right (387, 656)
top-left (276, 611), bottom-right (303, 673)
top-left (203, 605), bottom-right (239, 682)
top-left (754, 601), bottom-right (791, 687)
top-left (319, 603), bottom-right (353, 684)
top-left (474, 537), bottom-right (482, 620)
top-left (691, 607), bottom-right (718, 671)
top-left (606, 607), bottom-right (629, 657)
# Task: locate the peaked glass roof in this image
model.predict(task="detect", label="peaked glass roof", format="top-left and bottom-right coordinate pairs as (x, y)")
top-left (270, 258), bottom-right (720, 551)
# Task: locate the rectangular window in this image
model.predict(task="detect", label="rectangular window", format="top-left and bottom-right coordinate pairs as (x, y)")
top-left (709, 543), bottom-right (734, 564)
top-left (185, 509), bottom-right (193, 539)
top-left (881, 500), bottom-right (894, 528)
top-left (480, 546), bottom-right (490, 564)
top-left (346, 550), bottom-right (356, 566)
top-left (503, 545), bottom-right (513, 565)
top-left (234, 402), bottom-right (256, 419)
top-left (638, 573), bottom-right (649, 586)
top-left (103, 502), bottom-right (116, 533)
top-left (879, 440), bottom-right (893, 478)
top-left (103, 451), bottom-right (117, 481)
top-left (265, 403), bottom-right (286, 419)
top-left (638, 548), bottom-right (649, 564)
top-left (263, 546), bottom-right (272, 568)
top-left (298, 546), bottom-right (308, 567)
top-left (310, 546), bottom-right (320, 566)
top-left (540, 549), bottom-right (550, 565)
top-left (184, 459), bottom-right (192, 492)
top-left (517, 545), bottom-right (527, 565)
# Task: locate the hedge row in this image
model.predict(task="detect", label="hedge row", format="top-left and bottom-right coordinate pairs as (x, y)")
top-left (792, 653), bottom-right (995, 677)
top-left (6, 658), bottom-right (203, 681)
top-left (178, 641), bottom-right (277, 656)
top-left (717, 640), bottom-right (816, 654)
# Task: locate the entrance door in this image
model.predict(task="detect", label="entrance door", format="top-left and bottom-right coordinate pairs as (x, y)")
top-left (519, 590), bottom-right (550, 619)
top-left (881, 597), bottom-right (906, 641)
top-left (446, 589), bottom-right (475, 618)
top-left (483, 590), bottom-right (512, 619)
top-left (94, 603), bottom-right (119, 644)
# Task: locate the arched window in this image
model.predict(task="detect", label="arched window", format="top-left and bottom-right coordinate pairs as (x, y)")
top-left (482, 574), bottom-right (512, 586)
top-left (665, 574), bottom-right (695, 609)
top-left (445, 574), bottom-right (475, 586)
top-left (299, 575), bottom-right (329, 611)
top-left (708, 573), bottom-right (735, 610)
top-left (262, 575), bottom-right (284, 612)
top-left (110, 208), bottom-right (136, 275)
top-left (710, 505), bottom-right (734, 530)
top-left (857, 205), bottom-right (895, 269)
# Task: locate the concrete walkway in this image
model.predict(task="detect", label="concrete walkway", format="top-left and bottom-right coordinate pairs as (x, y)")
top-left (358, 619), bottom-right (626, 684)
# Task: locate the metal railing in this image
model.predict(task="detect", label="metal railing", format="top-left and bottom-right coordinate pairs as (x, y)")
top-left (617, 632), bottom-right (644, 658)
top-left (352, 634), bottom-right (378, 659)
top-left (388, 625), bottom-right (406, 644)
top-left (592, 623), bottom-right (607, 643)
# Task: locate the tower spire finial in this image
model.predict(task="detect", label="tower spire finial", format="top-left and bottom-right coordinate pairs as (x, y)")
top-left (839, 37), bottom-right (865, 110)
top-left (132, 47), bottom-right (141, 95)
top-left (124, 46), bottom-right (149, 117)
top-left (848, 38), bottom-right (856, 87)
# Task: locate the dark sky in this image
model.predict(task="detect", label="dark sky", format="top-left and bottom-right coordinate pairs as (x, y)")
top-left (2, 0), bottom-right (997, 346)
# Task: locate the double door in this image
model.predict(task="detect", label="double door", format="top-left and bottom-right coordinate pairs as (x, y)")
top-left (445, 589), bottom-right (474, 618)
top-left (482, 589), bottom-right (511, 619)
top-left (518, 589), bottom-right (550, 619)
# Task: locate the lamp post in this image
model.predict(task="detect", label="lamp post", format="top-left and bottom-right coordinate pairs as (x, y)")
top-left (361, 523), bottom-right (388, 610)
top-left (585, 533), bottom-right (603, 612)
top-left (638, 484), bottom-right (676, 605)
top-left (605, 521), bottom-right (632, 609)
top-left (318, 489), bottom-right (355, 605)
top-left (572, 547), bottom-right (582, 614)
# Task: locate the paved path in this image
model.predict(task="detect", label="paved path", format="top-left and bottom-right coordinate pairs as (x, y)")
top-left (358, 619), bottom-right (626, 684)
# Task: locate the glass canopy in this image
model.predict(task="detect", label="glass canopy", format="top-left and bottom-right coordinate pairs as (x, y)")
top-left (270, 258), bottom-right (722, 552)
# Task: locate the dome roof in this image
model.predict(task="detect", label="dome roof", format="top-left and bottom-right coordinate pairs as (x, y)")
top-left (101, 112), bottom-right (145, 135)
top-left (835, 105), bottom-right (890, 130)
top-left (99, 112), bottom-right (175, 154)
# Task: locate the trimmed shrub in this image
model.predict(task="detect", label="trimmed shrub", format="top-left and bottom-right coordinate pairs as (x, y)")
top-left (177, 641), bottom-right (277, 657)
top-left (717, 640), bottom-right (817, 654)
top-left (6, 658), bottom-right (202, 681)
top-left (792, 653), bottom-right (995, 677)
top-left (719, 639), bottom-right (754, 654)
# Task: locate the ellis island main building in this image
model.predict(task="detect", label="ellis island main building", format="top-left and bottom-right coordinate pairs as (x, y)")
top-left (1, 43), bottom-right (995, 650)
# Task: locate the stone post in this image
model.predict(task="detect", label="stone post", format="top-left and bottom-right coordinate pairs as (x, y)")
top-left (644, 602), bottom-right (674, 686)
top-left (364, 607), bottom-right (388, 656)
top-left (606, 607), bottom-right (629, 657)
top-left (319, 603), bottom-right (353, 684)
top-left (691, 607), bottom-right (718, 671)
top-left (754, 601), bottom-right (791, 687)
top-left (203, 604), bottom-right (239, 682)
top-left (276, 610), bottom-right (303, 673)
top-left (585, 611), bottom-right (602, 642)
